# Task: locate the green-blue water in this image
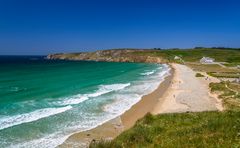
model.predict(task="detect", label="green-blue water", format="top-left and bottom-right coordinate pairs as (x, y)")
top-left (0, 56), bottom-right (170, 147)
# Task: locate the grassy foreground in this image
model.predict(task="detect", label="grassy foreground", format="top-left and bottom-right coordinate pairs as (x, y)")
top-left (90, 112), bottom-right (240, 148)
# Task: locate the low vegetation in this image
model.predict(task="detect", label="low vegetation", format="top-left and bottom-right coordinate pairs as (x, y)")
top-left (223, 63), bottom-right (240, 68)
top-left (90, 112), bottom-right (240, 148)
top-left (210, 82), bottom-right (240, 111)
top-left (207, 72), bottom-right (240, 78)
top-left (186, 63), bottom-right (239, 73)
top-left (154, 48), bottom-right (240, 63)
top-left (195, 73), bottom-right (204, 77)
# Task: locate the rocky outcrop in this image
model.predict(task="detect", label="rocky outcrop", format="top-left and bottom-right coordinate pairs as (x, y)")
top-left (47, 49), bottom-right (167, 64)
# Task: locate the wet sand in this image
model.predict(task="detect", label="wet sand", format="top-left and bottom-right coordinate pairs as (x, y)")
top-left (59, 67), bottom-right (174, 147)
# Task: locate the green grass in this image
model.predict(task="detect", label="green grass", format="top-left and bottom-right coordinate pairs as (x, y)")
top-left (223, 63), bottom-right (240, 67)
top-left (195, 73), bottom-right (205, 77)
top-left (207, 72), bottom-right (240, 78)
top-left (154, 48), bottom-right (240, 63)
top-left (186, 63), bottom-right (239, 73)
top-left (90, 112), bottom-right (240, 148)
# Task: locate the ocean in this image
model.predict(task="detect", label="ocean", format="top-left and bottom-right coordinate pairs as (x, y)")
top-left (0, 56), bottom-right (170, 147)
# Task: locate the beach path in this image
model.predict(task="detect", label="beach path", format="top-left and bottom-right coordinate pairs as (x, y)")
top-left (152, 64), bottom-right (222, 114)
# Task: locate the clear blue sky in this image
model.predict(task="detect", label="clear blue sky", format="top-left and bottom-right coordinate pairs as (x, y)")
top-left (0, 0), bottom-right (240, 55)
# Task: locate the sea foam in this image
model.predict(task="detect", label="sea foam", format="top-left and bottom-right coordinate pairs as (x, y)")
top-left (140, 70), bottom-right (156, 76)
top-left (55, 83), bottom-right (130, 106)
top-left (0, 106), bottom-right (72, 131)
top-left (103, 65), bottom-right (170, 117)
top-left (88, 83), bottom-right (130, 97)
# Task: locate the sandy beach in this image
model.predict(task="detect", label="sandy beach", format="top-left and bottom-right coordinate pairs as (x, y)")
top-left (59, 63), bottom-right (222, 147)
top-left (152, 64), bottom-right (222, 114)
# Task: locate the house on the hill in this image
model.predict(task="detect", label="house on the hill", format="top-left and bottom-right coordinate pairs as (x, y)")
top-left (200, 57), bottom-right (215, 64)
top-left (174, 56), bottom-right (181, 60)
top-left (236, 77), bottom-right (240, 83)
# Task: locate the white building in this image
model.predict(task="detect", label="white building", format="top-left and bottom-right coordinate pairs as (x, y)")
top-left (236, 77), bottom-right (240, 83)
top-left (200, 57), bottom-right (215, 64)
top-left (174, 56), bottom-right (181, 60)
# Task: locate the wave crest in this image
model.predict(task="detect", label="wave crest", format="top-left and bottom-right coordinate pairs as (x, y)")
top-left (140, 70), bottom-right (156, 76)
top-left (55, 83), bottom-right (131, 106)
top-left (0, 106), bottom-right (72, 131)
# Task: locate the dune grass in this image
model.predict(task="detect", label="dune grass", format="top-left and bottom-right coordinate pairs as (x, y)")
top-left (207, 72), bottom-right (240, 78)
top-left (186, 63), bottom-right (239, 73)
top-left (209, 82), bottom-right (240, 110)
top-left (90, 112), bottom-right (240, 148)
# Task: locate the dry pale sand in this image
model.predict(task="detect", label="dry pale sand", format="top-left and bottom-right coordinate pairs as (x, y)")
top-left (152, 64), bottom-right (223, 114)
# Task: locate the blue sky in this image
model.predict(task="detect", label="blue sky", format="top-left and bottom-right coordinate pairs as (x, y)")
top-left (0, 0), bottom-right (240, 55)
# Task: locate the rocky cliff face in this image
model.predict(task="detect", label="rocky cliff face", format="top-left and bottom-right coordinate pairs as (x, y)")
top-left (47, 49), bottom-right (167, 64)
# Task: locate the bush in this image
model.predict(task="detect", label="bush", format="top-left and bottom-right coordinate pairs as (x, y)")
top-left (195, 73), bottom-right (204, 77)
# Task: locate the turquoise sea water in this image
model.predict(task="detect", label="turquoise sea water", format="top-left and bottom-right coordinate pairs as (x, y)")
top-left (0, 56), bottom-right (170, 147)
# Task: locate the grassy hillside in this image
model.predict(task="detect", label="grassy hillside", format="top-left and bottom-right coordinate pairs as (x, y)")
top-left (164, 48), bottom-right (240, 63)
top-left (90, 112), bottom-right (240, 148)
top-left (48, 48), bottom-right (240, 64)
top-left (130, 48), bottom-right (240, 63)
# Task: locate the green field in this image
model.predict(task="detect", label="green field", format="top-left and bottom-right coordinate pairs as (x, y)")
top-left (130, 48), bottom-right (240, 63)
top-left (208, 72), bottom-right (240, 78)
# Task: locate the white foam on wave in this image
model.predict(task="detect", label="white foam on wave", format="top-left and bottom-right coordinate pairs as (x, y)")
top-left (140, 70), bottom-right (156, 76)
top-left (2, 65), bottom-right (171, 148)
top-left (0, 106), bottom-right (72, 131)
top-left (103, 64), bottom-right (171, 117)
top-left (55, 83), bottom-right (130, 106)
top-left (103, 94), bottom-right (142, 115)
top-left (88, 83), bottom-right (130, 97)
top-left (9, 133), bottom-right (70, 148)
top-left (54, 95), bottom-right (89, 106)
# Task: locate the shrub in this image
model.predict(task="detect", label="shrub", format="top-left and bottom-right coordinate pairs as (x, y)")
top-left (195, 73), bottom-right (204, 77)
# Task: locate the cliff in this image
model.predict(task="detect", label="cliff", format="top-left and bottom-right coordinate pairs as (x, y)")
top-left (47, 49), bottom-right (168, 63)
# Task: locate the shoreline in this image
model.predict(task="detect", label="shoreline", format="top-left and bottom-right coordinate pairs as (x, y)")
top-left (121, 67), bottom-right (174, 130)
top-left (59, 65), bottom-right (174, 147)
